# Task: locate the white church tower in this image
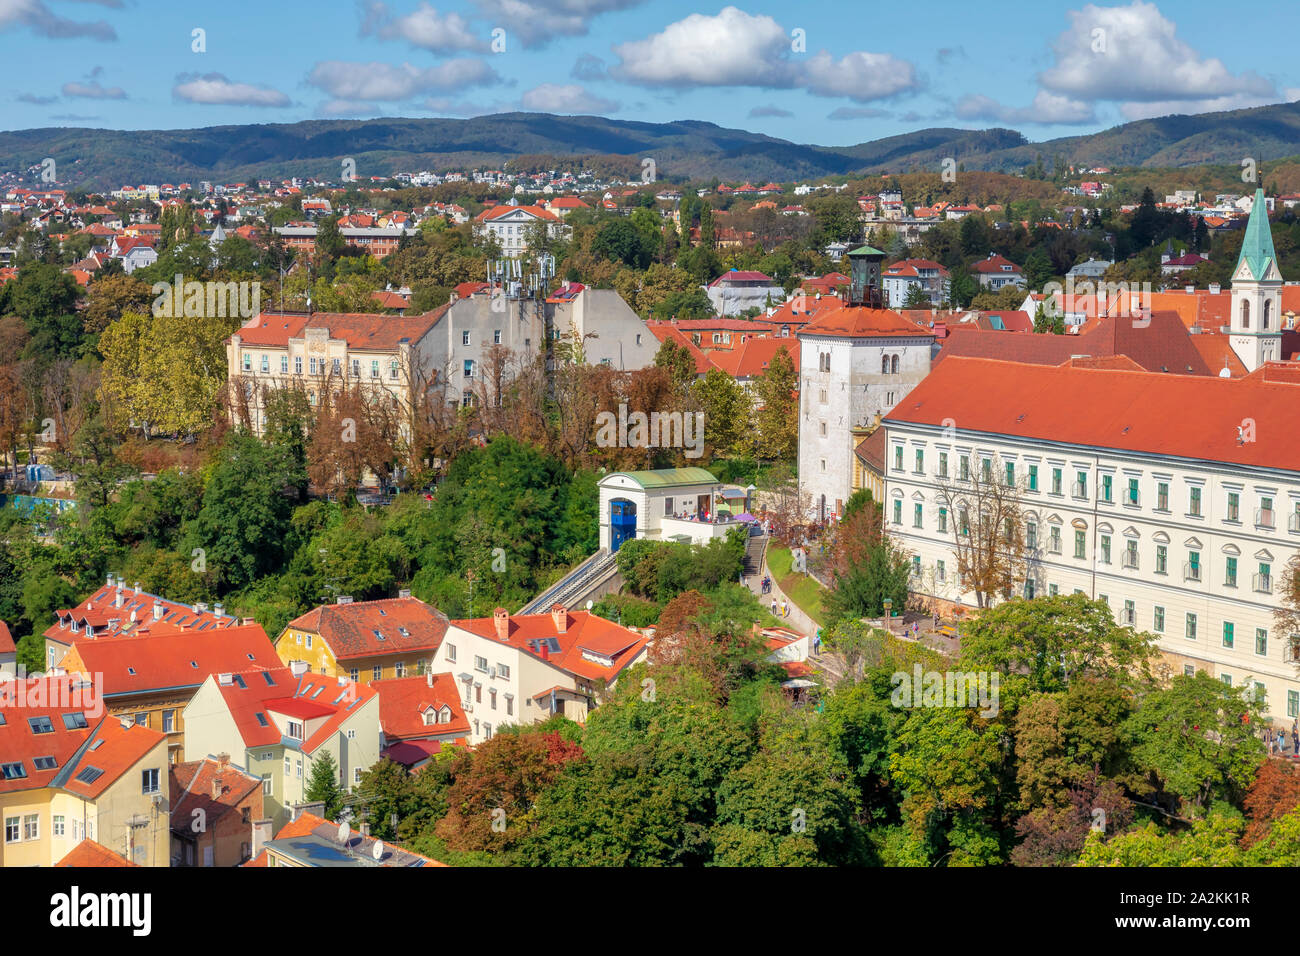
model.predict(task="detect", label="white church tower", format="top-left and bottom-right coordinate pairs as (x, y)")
top-left (1229, 187), bottom-right (1282, 372)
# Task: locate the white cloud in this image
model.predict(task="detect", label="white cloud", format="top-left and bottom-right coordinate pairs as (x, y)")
top-left (828, 106), bottom-right (890, 121)
top-left (307, 59), bottom-right (501, 100)
top-left (470, 0), bottom-right (644, 48)
top-left (749, 105), bottom-right (793, 118)
top-left (520, 82), bottom-right (617, 114)
top-left (360, 1), bottom-right (486, 53)
top-left (954, 90), bottom-right (1096, 125)
top-left (0, 0), bottom-right (116, 40)
top-left (62, 79), bottom-right (125, 99)
top-left (802, 50), bottom-right (918, 101)
top-left (613, 7), bottom-right (792, 87)
top-left (1039, 1), bottom-right (1273, 104)
top-left (173, 73), bottom-right (291, 107)
top-left (1117, 93), bottom-right (1286, 121)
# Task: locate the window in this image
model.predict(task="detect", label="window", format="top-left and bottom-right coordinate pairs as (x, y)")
top-left (1100, 535), bottom-right (1111, 564)
top-left (28, 716), bottom-right (54, 734)
top-left (1222, 621), bottom-right (1234, 648)
top-left (475, 685), bottom-right (482, 704)
top-left (1026, 521), bottom-right (1037, 549)
top-left (1186, 612), bottom-right (1198, 640)
top-left (163, 710), bottom-right (174, 733)
top-left (462, 330), bottom-right (471, 346)
top-left (1126, 478), bottom-right (1139, 505)
top-left (371, 360), bottom-right (380, 379)
top-left (1074, 471), bottom-right (1087, 498)
top-left (1222, 674), bottom-right (1233, 687)
top-left (445, 644), bottom-right (456, 662)
top-left (135, 712), bottom-right (148, 727)
top-left (1, 762), bottom-right (26, 780)
top-left (1259, 497), bottom-right (1275, 528)
top-left (349, 668), bottom-right (359, 683)
top-left (506, 696), bottom-right (514, 716)
top-left (260, 355), bottom-right (269, 373)
top-left (22, 815), bottom-right (37, 841)
top-left (305, 634), bottom-right (312, 649)
top-left (284, 755), bottom-right (291, 777)
top-left (395, 661), bottom-right (406, 678)
top-left (1005, 462), bottom-right (1016, 487)
top-left (892, 500), bottom-right (902, 524)
top-left (373, 666), bottom-right (382, 681)
top-left (493, 330), bottom-right (502, 345)
top-left (309, 357), bottom-right (319, 375)
top-left (3, 818), bottom-right (16, 843)
top-left (1153, 606), bottom-right (1165, 633)
top-left (981, 458), bottom-right (992, 481)
top-left (938, 452), bottom-right (948, 478)
top-left (1225, 557), bottom-right (1237, 588)
top-left (1186, 551), bottom-right (1201, 581)
top-left (1048, 526), bottom-right (1061, 554)
top-left (1025, 578), bottom-right (1036, 599)
top-left (142, 768), bottom-right (160, 794)
top-left (53, 815), bottom-right (65, 837)
top-left (354, 768), bottom-right (363, 784)
top-left (1123, 540), bottom-right (1138, 570)
top-left (1257, 562), bottom-right (1273, 593)
top-left (1189, 486), bottom-right (1202, 516)
top-left (33, 756), bottom-right (57, 770)
top-left (1156, 482), bottom-right (1169, 511)
top-left (938, 508), bottom-right (948, 534)
top-left (1184, 665), bottom-right (1195, 677)
top-left (1101, 474), bottom-right (1112, 502)
top-left (915, 449), bottom-right (924, 473)
top-left (1074, 530), bottom-right (1086, 560)
top-left (474, 655), bottom-right (489, 673)
top-left (262, 775), bottom-right (272, 796)
top-left (1155, 544), bottom-right (1167, 574)
top-left (1227, 492), bottom-right (1240, 522)
top-left (296, 759), bottom-right (303, 779)
top-left (1051, 468), bottom-right (1062, 495)
top-left (1256, 627), bottom-right (1268, 656)
top-left (960, 456), bottom-right (970, 481)
top-left (286, 721), bottom-right (303, 740)
top-left (893, 446), bottom-right (903, 470)
top-left (294, 356), bottom-right (303, 375)
top-left (1123, 600), bottom-right (1135, 626)
top-left (281, 355), bottom-right (289, 374)
top-left (913, 503), bottom-right (923, 529)
top-left (1028, 464), bottom-right (1038, 491)
top-left (490, 688), bottom-right (497, 710)
top-left (936, 559), bottom-right (946, 583)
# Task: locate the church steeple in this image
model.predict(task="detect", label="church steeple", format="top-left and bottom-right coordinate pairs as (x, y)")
top-left (1228, 187), bottom-right (1282, 372)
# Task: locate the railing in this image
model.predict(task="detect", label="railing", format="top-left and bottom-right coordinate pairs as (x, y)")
top-left (1184, 563), bottom-right (1201, 582)
top-left (1254, 574), bottom-right (1273, 594)
top-left (1289, 511), bottom-right (1300, 533)
top-left (1122, 553), bottom-right (1139, 570)
top-left (1256, 509), bottom-right (1276, 529)
top-left (1071, 481), bottom-right (1088, 499)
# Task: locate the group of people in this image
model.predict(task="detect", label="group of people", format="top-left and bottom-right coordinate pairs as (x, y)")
top-left (769, 598), bottom-right (789, 619)
top-left (760, 575), bottom-right (772, 594)
top-left (1264, 723), bottom-right (1300, 756)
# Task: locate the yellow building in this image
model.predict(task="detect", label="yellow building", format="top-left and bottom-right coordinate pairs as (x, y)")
top-left (0, 677), bottom-right (170, 867)
top-left (274, 594), bottom-right (451, 684)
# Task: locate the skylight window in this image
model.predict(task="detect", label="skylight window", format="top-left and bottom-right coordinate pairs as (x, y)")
top-left (232, 675), bottom-right (247, 689)
top-left (1, 762), bottom-right (26, 779)
top-left (89, 738), bottom-right (104, 751)
top-left (33, 756), bottom-right (57, 771)
top-left (127, 667), bottom-right (136, 675)
top-left (61, 713), bottom-right (88, 730)
top-left (263, 672), bottom-right (276, 686)
top-left (74, 766), bottom-right (104, 785)
top-left (255, 713), bottom-right (269, 727)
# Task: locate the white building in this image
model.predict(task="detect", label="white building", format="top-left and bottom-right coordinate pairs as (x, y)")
top-left (883, 354), bottom-right (1300, 722)
top-left (798, 246), bottom-right (934, 520)
top-left (597, 468), bottom-right (748, 552)
top-left (473, 203), bottom-right (567, 254)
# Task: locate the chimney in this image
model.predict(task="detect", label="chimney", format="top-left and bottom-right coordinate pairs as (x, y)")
top-left (493, 607), bottom-right (509, 640)
top-left (116, 575), bottom-right (125, 589)
top-left (114, 588), bottom-right (124, 608)
top-left (337, 595), bottom-right (353, 605)
top-left (217, 752), bottom-right (230, 769)
top-left (1185, 284), bottom-right (1195, 295)
top-left (105, 572), bottom-right (114, 588)
top-left (150, 602), bottom-right (164, 622)
top-left (1209, 282), bottom-right (1220, 295)
top-left (251, 819), bottom-right (274, 859)
top-left (426, 670), bottom-right (434, 688)
top-left (290, 661), bottom-right (309, 678)
top-left (551, 605), bottom-right (568, 634)
top-left (538, 641), bottom-right (551, 661)
top-left (398, 588), bottom-right (411, 600)
top-left (133, 582), bottom-right (141, 594)
top-left (213, 603), bottom-right (224, 617)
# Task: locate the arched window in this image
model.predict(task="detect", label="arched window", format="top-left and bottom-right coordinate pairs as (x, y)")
top-left (881, 355), bottom-right (890, 374)
top-left (1264, 299), bottom-right (1272, 330)
top-left (891, 354), bottom-right (900, 374)
top-left (1241, 298), bottom-right (1251, 329)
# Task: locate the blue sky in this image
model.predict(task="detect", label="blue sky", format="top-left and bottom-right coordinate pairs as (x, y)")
top-left (1, 0), bottom-right (1296, 146)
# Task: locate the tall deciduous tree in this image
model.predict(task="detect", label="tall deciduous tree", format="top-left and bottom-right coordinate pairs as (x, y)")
top-left (934, 451), bottom-right (1027, 608)
top-left (752, 345), bottom-right (797, 462)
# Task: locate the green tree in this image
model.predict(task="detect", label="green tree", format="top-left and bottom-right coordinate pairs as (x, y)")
top-left (305, 751), bottom-right (345, 819)
top-left (751, 345), bottom-right (798, 462)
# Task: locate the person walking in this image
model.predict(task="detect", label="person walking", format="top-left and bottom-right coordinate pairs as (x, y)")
top-left (771, 599), bottom-right (778, 617)
top-left (780, 599), bottom-right (788, 619)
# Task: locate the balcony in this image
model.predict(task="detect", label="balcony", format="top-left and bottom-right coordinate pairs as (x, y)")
top-left (1254, 574), bottom-right (1273, 594)
top-left (1256, 509), bottom-right (1276, 529)
top-left (1290, 511), bottom-right (1300, 533)
top-left (1183, 563), bottom-right (1201, 583)
top-left (1122, 553), bottom-right (1139, 570)
top-left (1071, 481), bottom-right (1088, 499)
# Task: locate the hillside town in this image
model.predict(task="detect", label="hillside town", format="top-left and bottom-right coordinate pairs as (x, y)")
top-left (4, 144), bottom-right (1300, 873)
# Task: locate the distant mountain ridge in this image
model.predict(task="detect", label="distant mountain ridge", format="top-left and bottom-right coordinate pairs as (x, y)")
top-left (3, 99), bottom-right (1300, 190)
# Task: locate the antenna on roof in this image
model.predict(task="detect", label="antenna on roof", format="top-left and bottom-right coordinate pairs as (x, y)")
top-left (336, 821), bottom-right (349, 844)
top-left (372, 840), bottom-right (385, 862)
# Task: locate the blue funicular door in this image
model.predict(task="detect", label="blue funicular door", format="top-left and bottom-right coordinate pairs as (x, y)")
top-left (610, 498), bottom-right (637, 552)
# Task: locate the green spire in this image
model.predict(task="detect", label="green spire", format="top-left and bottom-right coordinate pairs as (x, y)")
top-left (1236, 187), bottom-right (1277, 281)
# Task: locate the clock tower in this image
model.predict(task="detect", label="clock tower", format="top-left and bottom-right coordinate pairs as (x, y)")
top-left (1229, 187), bottom-right (1282, 372)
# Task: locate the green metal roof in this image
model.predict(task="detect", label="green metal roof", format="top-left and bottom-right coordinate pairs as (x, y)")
top-left (608, 467), bottom-right (718, 489)
top-left (1236, 188), bottom-right (1278, 281)
top-left (848, 245), bottom-right (886, 257)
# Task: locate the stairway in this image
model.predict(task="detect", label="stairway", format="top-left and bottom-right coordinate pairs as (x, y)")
top-left (743, 533), bottom-right (767, 579)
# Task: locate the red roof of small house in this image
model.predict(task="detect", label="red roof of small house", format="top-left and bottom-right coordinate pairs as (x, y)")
top-left (707, 270), bottom-right (775, 287)
top-left (60, 717), bottom-right (166, 800)
top-left (797, 300), bottom-right (933, 339)
top-left (371, 673), bottom-right (469, 741)
top-left (46, 583), bottom-right (241, 645)
top-left (56, 840), bottom-right (138, 867)
top-left (63, 623), bottom-right (280, 697)
top-left (242, 812), bottom-right (447, 867)
top-left (454, 281), bottom-right (490, 298)
top-left (370, 290), bottom-right (410, 310)
top-left (547, 197), bottom-right (589, 209)
top-left (452, 609), bottom-right (648, 684)
top-left (285, 597), bottom-right (450, 661)
top-left (0, 620), bottom-right (13, 655)
top-left (1164, 252), bottom-right (1208, 266)
top-left (854, 427), bottom-right (887, 471)
top-left (170, 757), bottom-right (262, 832)
top-left (885, 356), bottom-right (1300, 473)
top-left (644, 324), bottom-right (713, 374)
top-left (0, 676), bottom-right (103, 794)
top-left (233, 307), bottom-right (448, 350)
top-left (213, 667), bottom-right (377, 752)
top-left (708, 336), bottom-right (799, 378)
top-left (475, 204), bottom-right (560, 223)
top-left (971, 253), bottom-right (1022, 275)
top-left (884, 258), bottom-right (949, 278)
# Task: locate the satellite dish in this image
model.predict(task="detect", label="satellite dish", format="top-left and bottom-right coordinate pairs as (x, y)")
top-left (336, 822), bottom-right (349, 844)
top-left (586, 600), bottom-right (594, 610)
top-left (372, 840), bottom-right (385, 861)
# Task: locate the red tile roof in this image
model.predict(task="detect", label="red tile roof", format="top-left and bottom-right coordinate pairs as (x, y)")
top-left (60, 717), bottom-right (166, 800)
top-left (972, 253), bottom-right (1022, 275)
top-left (243, 812), bottom-right (446, 867)
top-left (797, 301), bottom-right (933, 339)
top-left (233, 308), bottom-right (448, 350)
top-left (886, 356), bottom-right (1300, 472)
top-left (708, 336), bottom-right (799, 378)
top-left (708, 270), bottom-right (775, 287)
top-left (210, 667), bottom-right (376, 752)
top-left (371, 673), bottom-right (469, 741)
top-left (55, 839), bottom-right (138, 867)
top-left (170, 757), bottom-right (262, 832)
top-left (46, 583), bottom-right (240, 645)
top-left (0, 620), bottom-right (12, 655)
top-left (475, 204), bottom-right (559, 223)
top-left (0, 676), bottom-right (102, 794)
top-left (453, 609), bottom-right (648, 684)
top-left (286, 597), bottom-right (450, 661)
